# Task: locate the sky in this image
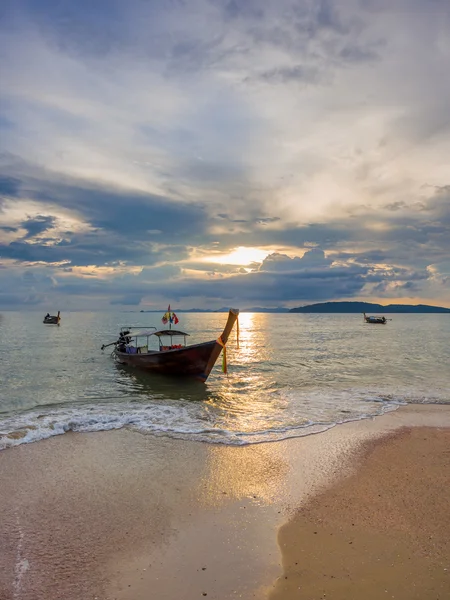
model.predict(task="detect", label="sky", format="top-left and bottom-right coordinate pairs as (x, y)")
top-left (0, 0), bottom-right (449, 310)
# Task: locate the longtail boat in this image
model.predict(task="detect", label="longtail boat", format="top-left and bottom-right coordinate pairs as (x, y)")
top-left (101, 308), bottom-right (239, 382)
top-left (363, 312), bottom-right (388, 324)
top-left (43, 311), bottom-right (61, 325)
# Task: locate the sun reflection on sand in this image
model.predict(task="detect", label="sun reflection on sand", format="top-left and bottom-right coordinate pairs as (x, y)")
top-left (196, 442), bottom-right (289, 506)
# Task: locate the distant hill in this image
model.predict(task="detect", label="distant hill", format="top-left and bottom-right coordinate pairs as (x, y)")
top-left (139, 307), bottom-right (289, 313)
top-left (290, 301), bottom-right (450, 313)
top-left (139, 308), bottom-right (212, 313)
top-left (242, 307), bottom-right (289, 313)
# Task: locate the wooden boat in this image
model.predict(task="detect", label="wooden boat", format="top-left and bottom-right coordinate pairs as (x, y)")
top-left (101, 308), bottom-right (239, 381)
top-left (363, 312), bottom-right (388, 324)
top-left (43, 311), bottom-right (61, 325)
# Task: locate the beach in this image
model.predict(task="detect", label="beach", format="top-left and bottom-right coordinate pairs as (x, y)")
top-left (271, 424), bottom-right (450, 600)
top-left (1, 405), bottom-right (449, 600)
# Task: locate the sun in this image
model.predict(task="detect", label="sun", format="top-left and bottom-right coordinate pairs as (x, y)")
top-left (206, 246), bottom-right (270, 266)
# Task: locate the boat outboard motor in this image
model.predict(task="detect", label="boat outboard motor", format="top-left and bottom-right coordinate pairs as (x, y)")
top-left (117, 331), bottom-right (131, 352)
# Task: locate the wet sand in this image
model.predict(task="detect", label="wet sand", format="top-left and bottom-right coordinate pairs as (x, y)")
top-left (0, 405), bottom-right (449, 600)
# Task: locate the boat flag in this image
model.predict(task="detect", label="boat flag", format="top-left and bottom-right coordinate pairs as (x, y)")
top-left (162, 305), bottom-right (179, 325)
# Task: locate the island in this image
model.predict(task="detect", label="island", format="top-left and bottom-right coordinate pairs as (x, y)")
top-left (290, 301), bottom-right (450, 313)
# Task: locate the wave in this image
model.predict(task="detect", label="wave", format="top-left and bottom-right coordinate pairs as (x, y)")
top-left (3, 390), bottom-right (444, 450)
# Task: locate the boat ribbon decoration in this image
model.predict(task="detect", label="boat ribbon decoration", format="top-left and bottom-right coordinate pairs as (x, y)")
top-left (162, 304), bottom-right (179, 325)
top-left (216, 335), bottom-right (227, 374)
top-left (222, 343), bottom-right (227, 374)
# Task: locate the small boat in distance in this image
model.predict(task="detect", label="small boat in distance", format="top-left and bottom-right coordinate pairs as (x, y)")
top-left (43, 311), bottom-right (61, 325)
top-left (101, 307), bottom-right (239, 382)
top-left (363, 312), bottom-right (389, 324)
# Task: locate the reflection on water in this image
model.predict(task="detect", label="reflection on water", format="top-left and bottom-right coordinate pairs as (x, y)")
top-left (0, 311), bottom-right (450, 449)
top-left (116, 364), bottom-right (213, 403)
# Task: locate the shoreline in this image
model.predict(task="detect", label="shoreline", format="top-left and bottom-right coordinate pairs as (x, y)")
top-left (1, 400), bottom-right (447, 451)
top-left (0, 405), bottom-right (449, 599)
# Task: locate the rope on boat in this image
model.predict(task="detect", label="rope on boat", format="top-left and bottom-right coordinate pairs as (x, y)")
top-left (216, 335), bottom-right (228, 374)
top-left (216, 313), bottom-right (240, 374)
top-left (222, 344), bottom-right (227, 374)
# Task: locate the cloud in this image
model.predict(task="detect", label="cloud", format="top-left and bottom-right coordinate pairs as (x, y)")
top-left (1, 0), bottom-right (450, 308)
top-left (161, 258), bottom-right (369, 304)
top-left (21, 215), bottom-right (57, 239)
top-left (110, 295), bottom-right (143, 306)
top-left (259, 249), bottom-right (332, 272)
top-left (0, 176), bottom-right (21, 197)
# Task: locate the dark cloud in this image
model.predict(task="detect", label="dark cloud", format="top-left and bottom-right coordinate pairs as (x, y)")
top-left (212, 0), bottom-right (264, 21)
top-left (163, 265), bottom-right (368, 303)
top-left (0, 176), bottom-right (21, 198)
top-left (0, 292), bottom-right (43, 306)
top-left (208, 220), bottom-right (358, 250)
top-left (0, 163), bottom-right (209, 267)
top-left (315, 0), bottom-right (348, 35)
top-left (209, 186), bottom-right (450, 268)
top-left (33, 182), bottom-right (207, 238)
top-left (156, 250), bottom-right (370, 304)
top-left (0, 158), bottom-right (290, 269)
top-left (21, 215), bottom-right (56, 239)
top-left (259, 249), bottom-right (332, 272)
top-left (339, 44), bottom-right (379, 63)
top-left (1, 159), bottom-right (449, 308)
top-left (110, 295), bottom-right (143, 306)
top-left (11, 0), bottom-right (129, 58)
top-left (371, 279), bottom-right (422, 296)
top-left (259, 65), bottom-right (321, 85)
top-left (256, 217), bottom-right (280, 224)
top-left (157, 245), bottom-right (444, 305)
top-left (384, 201), bottom-right (407, 212)
top-left (186, 261), bottom-right (245, 274)
top-left (0, 233), bottom-right (190, 268)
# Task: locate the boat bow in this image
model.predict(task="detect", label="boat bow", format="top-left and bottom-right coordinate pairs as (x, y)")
top-left (199, 308), bottom-right (239, 381)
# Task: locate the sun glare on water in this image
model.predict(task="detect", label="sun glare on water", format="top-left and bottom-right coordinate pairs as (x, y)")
top-left (206, 247), bottom-right (270, 266)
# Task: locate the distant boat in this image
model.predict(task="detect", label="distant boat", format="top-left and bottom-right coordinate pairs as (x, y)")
top-left (43, 311), bottom-right (61, 325)
top-left (101, 308), bottom-right (239, 382)
top-left (363, 312), bottom-right (388, 324)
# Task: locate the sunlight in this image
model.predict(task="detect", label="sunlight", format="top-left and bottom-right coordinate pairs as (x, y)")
top-left (205, 246), bottom-right (270, 266)
top-left (233, 312), bottom-right (256, 365)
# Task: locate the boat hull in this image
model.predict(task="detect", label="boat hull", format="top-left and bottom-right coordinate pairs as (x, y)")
top-left (43, 311), bottom-right (61, 325)
top-left (114, 340), bottom-right (220, 381)
top-left (363, 313), bottom-right (387, 324)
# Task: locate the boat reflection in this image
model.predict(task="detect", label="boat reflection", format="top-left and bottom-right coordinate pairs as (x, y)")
top-left (115, 363), bottom-right (214, 403)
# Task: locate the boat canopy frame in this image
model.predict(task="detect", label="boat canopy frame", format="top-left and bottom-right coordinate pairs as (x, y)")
top-left (118, 327), bottom-right (190, 354)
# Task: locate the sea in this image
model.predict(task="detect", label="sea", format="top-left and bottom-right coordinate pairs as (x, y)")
top-left (0, 311), bottom-right (449, 450)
